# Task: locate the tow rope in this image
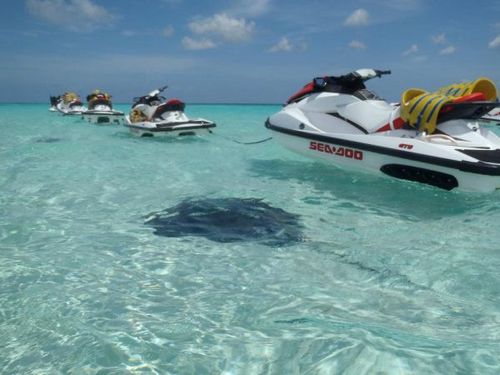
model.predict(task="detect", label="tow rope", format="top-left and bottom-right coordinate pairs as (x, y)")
top-left (400, 77), bottom-right (497, 134)
top-left (212, 131), bottom-right (273, 145)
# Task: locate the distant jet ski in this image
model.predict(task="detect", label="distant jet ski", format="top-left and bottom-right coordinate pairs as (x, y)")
top-left (124, 86), bottom-right (215, 137)
top-left (82, 90), bottom-right (123, 125)
top-left (56, 92), bottom-right (87, 115)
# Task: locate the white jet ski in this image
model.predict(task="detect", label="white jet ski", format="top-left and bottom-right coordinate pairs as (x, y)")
top-left (56, 92), bottom-right (87, 115)
top-left (82, 90), bottom-right (123, 124)
top-left (124, 86), bottom-right (216, 137)
top-left (266, 69), bottom-right (500, 192)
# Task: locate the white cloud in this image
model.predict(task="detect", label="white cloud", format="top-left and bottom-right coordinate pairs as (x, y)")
top-left (163, 25), bottom-right (174, 38)
top-left (269, 37), bottom-right (292, 52)
top-left (268, 37), bottom-right (307, 53)
top-left (489, 35), bottom-right (500, 48)
top-left (431, 33), bottom-right (446, 44)
top-left (188, 13), bottom-right (254, 42)
top-left (26, 0), bottom-right (115, 32)
top-left (229, 0), bottom-right (270, 17)
top-left (182, 36), bottom-right (216, 50)
top-left (439, 45), bottom-right (456, 55)
top-left (403, 44), bottom-right (418, 55)
top-left (349, 40), bottom-right (366, 49)
top-left (344, 9), bottom-right (369, 26)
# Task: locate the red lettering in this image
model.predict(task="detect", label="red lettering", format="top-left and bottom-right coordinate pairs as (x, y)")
top-left (398, 143), bottom-right (413, 150)
top-left (308, 141), bottom-right (363, 161)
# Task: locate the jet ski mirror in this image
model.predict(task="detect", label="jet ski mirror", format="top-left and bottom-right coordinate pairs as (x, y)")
top-left (314, 77), bottom-right (327, 88)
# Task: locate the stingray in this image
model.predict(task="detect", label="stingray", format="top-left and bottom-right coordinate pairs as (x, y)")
top-left (145, 198), bottom-right (303, 247)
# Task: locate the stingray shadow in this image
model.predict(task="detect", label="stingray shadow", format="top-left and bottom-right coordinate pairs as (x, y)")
top-left (145, 197), bottom-right (304, 247)
top-left (34, 137), bottom-right (62, 143)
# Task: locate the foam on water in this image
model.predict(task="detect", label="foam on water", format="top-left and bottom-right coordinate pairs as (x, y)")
top-left (1, 103), bottom-right (500, 374)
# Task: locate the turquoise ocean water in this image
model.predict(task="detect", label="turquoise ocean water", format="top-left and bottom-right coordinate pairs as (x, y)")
top-left (1, 103), bottom-right (500, 374)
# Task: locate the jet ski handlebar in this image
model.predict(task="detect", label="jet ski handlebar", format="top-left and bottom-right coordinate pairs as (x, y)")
top-left (314, 69), bottom-right (391, 88)
top-left (355, 68), bottom-right (391, 80)
top-left (132, 85), bottom-right (169, 107)
top-left (147, 85), bottom-right (168, 97)
top-left (375, 70), bottom-right (391, 76)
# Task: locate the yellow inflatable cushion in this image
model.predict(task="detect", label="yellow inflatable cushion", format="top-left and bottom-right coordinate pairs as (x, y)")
top-left (401, 77), bottom-right (498, 134)
top-left (436, 77), bottom-right (497, 101)
top-left (130, 108), bottom-right (147, 123)
top-left (63, 92), bottom-right (78, 104)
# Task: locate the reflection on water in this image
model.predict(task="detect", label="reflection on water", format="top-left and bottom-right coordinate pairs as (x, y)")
top-left (249, 158), bottom-right (499, 220)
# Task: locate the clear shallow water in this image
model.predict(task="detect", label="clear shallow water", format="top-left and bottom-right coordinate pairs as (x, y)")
top-left (1, 103), bottom-right (500, 374)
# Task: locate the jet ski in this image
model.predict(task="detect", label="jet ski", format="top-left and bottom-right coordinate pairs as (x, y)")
top-left (49, 95), bottom-right (61, 112)
top-left (124, 86), bottom-right (216, 137)
top-left (56, 92), bottom-right (87, 115)
top-left (82, 90), bottom-right (124, 124)
top-left (266, 69), bottom-right (500, 192)
top-left (480, 107), bottom-right (500, 126)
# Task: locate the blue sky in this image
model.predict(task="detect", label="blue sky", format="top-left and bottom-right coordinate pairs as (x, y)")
top-left (0, 0), bottom-right (499, 103)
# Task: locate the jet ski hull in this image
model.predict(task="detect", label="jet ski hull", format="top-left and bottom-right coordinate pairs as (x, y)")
top-left (83, 110), bottom-right (124, 125)
top-left (56, 104), bottom-right (87, 116)
top-left (266, 120), bottom-right (500, 192)
top-left (124, 116), bottom-right (216, 137)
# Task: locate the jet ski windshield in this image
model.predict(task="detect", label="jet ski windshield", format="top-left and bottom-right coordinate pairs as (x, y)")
top-left (132, 95), bottom-right (166, 108)
top-left (314, 73), bottom-right (382, 98)
top-left (353, 88), bottom-right (383, 100)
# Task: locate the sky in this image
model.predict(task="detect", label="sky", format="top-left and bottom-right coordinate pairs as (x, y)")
top-left (0, 0), bottom-right (499, 103)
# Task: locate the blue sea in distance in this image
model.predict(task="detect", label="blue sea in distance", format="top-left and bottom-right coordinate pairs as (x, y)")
top-left (2, 103), bottom-right (500, 374)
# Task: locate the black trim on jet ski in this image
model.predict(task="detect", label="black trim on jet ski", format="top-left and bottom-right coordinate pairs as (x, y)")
top-left (125, 122), bottom-right (216, 132)
top-left (265, 119), bottom-right (500, 176)
top-left (328, 113), bottom-right (369, 134)
top-left (380, 164), bottom-right (459, 190)
top-left (438, 101), bottom-right (498, 123)
top-left (84, 111), bottom-right (123, 116)
top-left (458, 148), bottom-right (500, 163)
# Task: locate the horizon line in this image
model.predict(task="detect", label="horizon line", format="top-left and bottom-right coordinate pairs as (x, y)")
top-left (0, 102), bottom-right (283, 106)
